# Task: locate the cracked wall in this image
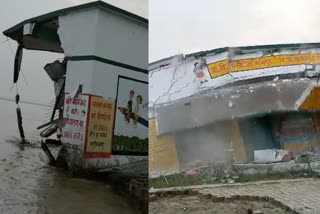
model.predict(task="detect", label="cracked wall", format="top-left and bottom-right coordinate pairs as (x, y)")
top-left (149, 46), bottom-right (320, 135)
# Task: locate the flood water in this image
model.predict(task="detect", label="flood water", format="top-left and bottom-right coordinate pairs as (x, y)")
top-left (0, 100), bottom-right (137, 214)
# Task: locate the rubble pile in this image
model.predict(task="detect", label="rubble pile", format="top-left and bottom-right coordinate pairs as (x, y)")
top-left (182, 163), bottom-right (241, 184)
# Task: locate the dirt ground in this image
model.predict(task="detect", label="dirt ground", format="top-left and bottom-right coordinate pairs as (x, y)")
top-left (149, 195), bottom-right (292, 214)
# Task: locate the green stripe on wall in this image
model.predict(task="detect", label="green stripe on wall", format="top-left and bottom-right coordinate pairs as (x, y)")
top-left (70, 55), bottom-right (148, 74)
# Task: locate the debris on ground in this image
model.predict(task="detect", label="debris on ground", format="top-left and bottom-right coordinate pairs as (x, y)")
top-left (254, 149), bottom-right (292, 163)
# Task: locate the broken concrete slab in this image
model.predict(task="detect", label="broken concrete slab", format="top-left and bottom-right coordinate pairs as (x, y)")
top-left (155, 79), bottom-right (316, 136)
top-left (254, 149), bottom-right (289, 163)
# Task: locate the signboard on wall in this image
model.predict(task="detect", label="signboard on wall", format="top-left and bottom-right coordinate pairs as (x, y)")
top-left (207, 53), bottom-right (320, 78)
top-left (84, 96), bottom-right (115, 158)
top-left (113, 76), bottom-right (148, 156)
top-left (63, 94), bottom-right (116, 159)
top-left (63, 94), bottom-right (89, 151)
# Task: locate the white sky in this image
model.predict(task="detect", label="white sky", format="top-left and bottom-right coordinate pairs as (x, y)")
top-left (149, 0), bottom-right (320, 62)
top-left (67, 0), bottom-right (147, 17)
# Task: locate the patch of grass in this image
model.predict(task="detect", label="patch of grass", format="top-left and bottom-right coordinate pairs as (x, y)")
top-left (149, 173), bottom-right (204, 189)
top-left (113, 135), bottom-right (148, 154)
top-left (149, 167), bottom-right (317, 189)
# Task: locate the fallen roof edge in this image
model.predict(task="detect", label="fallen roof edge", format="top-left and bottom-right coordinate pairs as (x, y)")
top-left (3, 1), bottom-right (147, 39)
top-left (149, 54), bottom-right (183, 71)
top-left (150, 42), bottom-right (320, 70)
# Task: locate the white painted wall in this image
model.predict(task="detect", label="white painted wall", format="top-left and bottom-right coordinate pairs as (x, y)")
top-left (95, 8), bottom-right (148, 69)
top-left (58, 7), bottom-right (148, 170)
top-left (59, 8), bottom-right (148, 69)
top-left (58, 8), bottom-right (99, 56)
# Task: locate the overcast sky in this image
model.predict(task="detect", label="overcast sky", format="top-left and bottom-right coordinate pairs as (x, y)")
top-left (149, 0), bottom-right (320, 62)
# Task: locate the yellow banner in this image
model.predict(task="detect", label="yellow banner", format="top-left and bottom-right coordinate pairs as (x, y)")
top-left (85, 96), bottom-right (115, 158)
top-left (207, 53), bottom-right (320, 78)
top-left (207, 60), bottom-right (229, 78)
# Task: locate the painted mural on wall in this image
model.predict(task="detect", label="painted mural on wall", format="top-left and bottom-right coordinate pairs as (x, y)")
top-left (193, 57), bottom-right (209, 84)
top-left (113, 76), bottom-right (148, 155)
top-left (63, 94), bottom-right (89, 151)
top-left (84, 96), bottom-right (115, 159)
top-left (277, 113), bottom-right (317, 151)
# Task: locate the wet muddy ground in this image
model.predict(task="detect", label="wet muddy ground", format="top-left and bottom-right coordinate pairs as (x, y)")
top-left (149, 195), bottom-right (292, 214)
top-left (0, 139), bottom-right (138, 214)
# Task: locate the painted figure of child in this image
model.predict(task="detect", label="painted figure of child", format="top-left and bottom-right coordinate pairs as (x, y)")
top-left (193, 60), bottom-right (208, 84)
top-left (133, 95), bottom-right (143, 127)
top-left (125, 90), bottom-right (135, 123)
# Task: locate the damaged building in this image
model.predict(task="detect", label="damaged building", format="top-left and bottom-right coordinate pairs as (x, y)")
top-left (149, 43), bottom-right (320, 176)
top-left (3, 1), bottom-right (148, 173)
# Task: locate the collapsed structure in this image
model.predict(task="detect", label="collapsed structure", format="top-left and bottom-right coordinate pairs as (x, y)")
top-left (3, 1), bottom-right (148, 173)
top-left (149, 43), bottom-right (320, 175)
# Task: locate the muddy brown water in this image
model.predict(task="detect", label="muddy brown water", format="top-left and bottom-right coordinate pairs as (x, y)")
top-left (0, 101), bottom-right (138, 214)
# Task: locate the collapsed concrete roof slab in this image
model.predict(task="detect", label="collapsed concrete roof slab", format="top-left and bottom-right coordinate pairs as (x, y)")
top-left (155, 78), bottom-right (320, 136)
